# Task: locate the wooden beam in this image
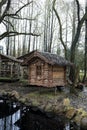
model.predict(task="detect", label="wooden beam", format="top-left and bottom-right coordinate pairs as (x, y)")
top-left (17, 63), bottom-right (20, 78)
top-left (10, 63), bottom-right (13, 78)
top-left (20, 66), bottom-right (24, 79)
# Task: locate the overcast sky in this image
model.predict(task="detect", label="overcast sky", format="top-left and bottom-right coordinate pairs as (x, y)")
top-left (65, 0), bottom-right (85, 5)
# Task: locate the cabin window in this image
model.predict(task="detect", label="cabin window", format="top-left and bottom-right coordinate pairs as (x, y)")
top-left (36, 65), bottom-right (42, 76)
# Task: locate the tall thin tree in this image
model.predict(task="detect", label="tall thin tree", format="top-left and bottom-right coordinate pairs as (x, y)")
top-left (83, 0), bottom-right (87, 81)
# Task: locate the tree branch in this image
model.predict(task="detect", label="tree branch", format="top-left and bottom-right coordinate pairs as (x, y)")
top-left (0, 0), bottom-right (11, 23)
top-left (4, 14), bottom-right (35, 21)
top-left (71, 12), bottom-right (87, 50)
top-left (75, 0), bottom-right (80, 22)
top-left (3, 19), bottom-right (15, 30)
top-left (15, 1), bottom-right (33, 15)
top-left (0, 0), bottom-right (7, 8)
top-left (1, 1), bottom-right (34, 22)
top-left (53, 0), bottom-right (67, 58)
top-left (0, 31), bottom-right (41, 40)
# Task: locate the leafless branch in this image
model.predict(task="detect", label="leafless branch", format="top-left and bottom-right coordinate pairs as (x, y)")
top-left (0, 0), bottom-right (7, 8)
top-left (3, 19), bottom-right (15, 30)
top-left (75, 0), bottom-right (80, 22)
top-left (0, 0), bottom-right (11, 23)
top-left (53, 0), bottom-right (67, 58)
top-left (0, 1), bottom-right (33, 23)
top-left (15, 1), bottom-right (33, 15)
top-left (0, 31), bottom-right (41, 40)
top-left (4, 14), bottom-right (35, 21)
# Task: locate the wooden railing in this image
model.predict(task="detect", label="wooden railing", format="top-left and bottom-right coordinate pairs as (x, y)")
top-left (0, 69), bottom-right (18, 77)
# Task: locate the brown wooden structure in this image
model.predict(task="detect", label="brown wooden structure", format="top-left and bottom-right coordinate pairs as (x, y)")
top-left (0, 54), bottom-right (22, 78)
top-left (17, 51), bottom-right (35, 79)
top-left (19, 50), bottom-right (72, 87)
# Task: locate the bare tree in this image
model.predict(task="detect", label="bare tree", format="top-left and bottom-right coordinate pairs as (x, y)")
top-left (53, 0), bottom-right (87, 83)
top-left (43, 0), bottom-right (55, 52)
top-left (69, 0), bottom-right (84, 83)
top-left (0, 0), bottom-right (40, 49)
top-left (53, 0), bottom-right (67, 58)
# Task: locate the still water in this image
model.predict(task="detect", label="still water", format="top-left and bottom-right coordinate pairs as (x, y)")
top-left (0, 110), bottom-right (20, 130)
top-left (0, 101), bottom-right (72, 130)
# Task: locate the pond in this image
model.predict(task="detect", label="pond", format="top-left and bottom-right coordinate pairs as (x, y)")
top-left (0, 99), bottom-right (79, 130)
top-left (0, 99), bottom-right (20, 130)
top-left (0, 110), bottom-right (20, 130)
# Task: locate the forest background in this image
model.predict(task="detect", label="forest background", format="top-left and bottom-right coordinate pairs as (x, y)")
top-left (0, 0), bottom-right (86, 83)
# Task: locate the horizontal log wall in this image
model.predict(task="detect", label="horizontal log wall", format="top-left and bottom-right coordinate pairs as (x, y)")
top-left (29, 60), bottom-right (53, 87)
top-left (53, 66), bottom-right (66, 86)
top-left (28, 59), bottom-right (66, 87)
top-left (29, 59), bottom-right (48, 87)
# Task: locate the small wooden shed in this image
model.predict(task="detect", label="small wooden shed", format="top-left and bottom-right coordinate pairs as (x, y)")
top-left (0, 54), bottom-right (22, 78)
top-left (22, 50), bottom-right (71, 87)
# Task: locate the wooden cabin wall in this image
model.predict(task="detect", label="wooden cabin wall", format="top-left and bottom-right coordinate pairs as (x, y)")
top-left (28, 59), bottom-right (42, 86)
top-left (48, 65), bottom-right (53, 87)
top-left (52, 66), bottom-right (66, 86)
top-left (35, 63), bottom-right (53, 87)
top-left (28, 60), bottom-right (50, 87)
top-left (28, 60), bottom-right (66, 87)
top-left (0, 62), bottom-right (20, 78)
top-left (29, 64), bottom-right (36, 85)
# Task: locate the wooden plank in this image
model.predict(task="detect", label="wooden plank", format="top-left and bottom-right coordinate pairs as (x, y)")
top-left (53, 71), bottom-right (64, 78)
top-left (28, 59), bottom-right (67, 87)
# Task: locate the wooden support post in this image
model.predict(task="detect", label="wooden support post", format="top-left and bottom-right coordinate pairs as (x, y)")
top-left (11, 63), bottom-right (13, 78)
top-left (17, 63), bottom-right (20, 78)
top-left (54, 87), bottom-right (57, 105)
top-left (54, 87), bottom-right (57, 95)
top-left (20, 66), bottom-right (23, 79)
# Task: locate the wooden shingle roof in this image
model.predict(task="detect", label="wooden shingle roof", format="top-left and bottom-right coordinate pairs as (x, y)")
top-left (18, 50), bottom-right (72, 66)
top-left (0, 53), bottom-right (22, 63)
top-left (39, 52), bottom-right (71, 66)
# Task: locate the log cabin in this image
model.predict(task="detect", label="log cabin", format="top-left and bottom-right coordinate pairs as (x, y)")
top-left (0, 53), bottom-right (22, 78)
top-left (19, 50), bottom-right (72, 87)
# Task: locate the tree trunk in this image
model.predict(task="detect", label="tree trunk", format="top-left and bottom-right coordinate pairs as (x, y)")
top-left (28, 0), bottom-right (33, 52)
top-left (53, 0), bottom-right (67, 58)
top-left (83, 2), bottom-right (87, 82)
top-left (6, 16), bottom-right (10, 55)
top-left (69, 19), bottom-right (85, 82)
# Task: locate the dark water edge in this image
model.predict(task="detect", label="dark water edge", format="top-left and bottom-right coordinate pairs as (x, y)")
top-left (15, 109), bottom-right (69, 130)
top-left (0, 100), bottom-right (80, 130)
top-left (0, 110), bottom-right (20, 130)
top-left (0, 99), bottom-right (20, 130)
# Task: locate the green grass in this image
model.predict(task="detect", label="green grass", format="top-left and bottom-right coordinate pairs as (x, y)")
top-left (25, 89), bottom-right (65, 101)
top-left (79, 72), bottom-right (87, 81)
top-left (19, 79), bottom-right (29, 85)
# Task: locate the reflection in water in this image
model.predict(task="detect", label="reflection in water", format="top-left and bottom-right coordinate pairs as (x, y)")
top-left (0, 107), bottom-right (75, 130)
top-left (64, 123), bottom-right (70, 130)
top-left (0, 109), bottom-right (20, 130)
top-left (16, 109), bottom-right (70, 130)
top-left (0, 101), bottom-right (77, 130)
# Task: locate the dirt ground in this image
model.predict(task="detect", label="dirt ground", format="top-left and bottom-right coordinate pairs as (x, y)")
top-left (0, 81), bottom-right (87, 112)
top-left (0, 81), bottom-right (57, 96)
